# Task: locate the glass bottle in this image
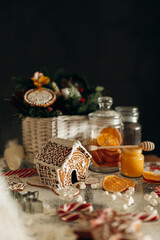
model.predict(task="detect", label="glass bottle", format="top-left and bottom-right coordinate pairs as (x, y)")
top-left (88, 96), bottom-right (123, 173)
top-left (115, 106), bottom-right (141, 145)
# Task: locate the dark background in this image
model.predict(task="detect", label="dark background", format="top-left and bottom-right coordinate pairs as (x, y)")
top-left (0, 0), bottom-right (160, 156)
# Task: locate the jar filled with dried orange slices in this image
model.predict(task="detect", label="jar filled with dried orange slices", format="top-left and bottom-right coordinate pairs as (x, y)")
top-left (88, 96), bottom-right (123, 173)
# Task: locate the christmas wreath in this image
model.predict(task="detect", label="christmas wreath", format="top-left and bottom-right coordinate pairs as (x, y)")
top-left (10, 68), bottom-right (104, 119)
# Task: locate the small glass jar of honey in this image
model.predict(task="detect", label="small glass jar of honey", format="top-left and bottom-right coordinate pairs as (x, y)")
top-left (121, 148), bottom-right (144, 177)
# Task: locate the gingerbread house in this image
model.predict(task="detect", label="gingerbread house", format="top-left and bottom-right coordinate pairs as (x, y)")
top-left (34, 137), bottom-right (91, 189)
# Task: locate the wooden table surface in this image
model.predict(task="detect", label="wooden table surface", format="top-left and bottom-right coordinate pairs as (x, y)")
top-left (144, 154), bottom-right (160, 162)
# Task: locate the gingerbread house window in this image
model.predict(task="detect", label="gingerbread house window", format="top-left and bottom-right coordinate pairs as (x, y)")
top-left (34, 137), bottom-right (91, 190)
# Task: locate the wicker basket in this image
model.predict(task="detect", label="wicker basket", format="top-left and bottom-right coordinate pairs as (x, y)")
top-left (22, 116), bottom-right (89, 162)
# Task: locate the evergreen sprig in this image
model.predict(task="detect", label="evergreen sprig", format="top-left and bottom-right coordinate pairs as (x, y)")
top-left (10, 69), bottom-right (104, 118)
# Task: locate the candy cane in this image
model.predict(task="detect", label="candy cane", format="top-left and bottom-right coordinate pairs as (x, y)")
top-left (18, 168), bottom-right (37, 178)
top-left (0, 168), bottom-right (37, 178)
top-left (155, 186), bottom-right (160, 197)
top-left (132, 212), bottom-right (159, 222)
top-left (58, 203), bottom-right (93, 222)
top-left (58, 204), bottom-right (159, 223)
top-left (116, 211), bottom-right (159, 222)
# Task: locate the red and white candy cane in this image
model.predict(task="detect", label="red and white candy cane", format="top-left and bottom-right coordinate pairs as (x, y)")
top-left (132, 212), bottom-right (159, 222)
top-left (155, 186), bottom-right (160, 197)
top-left (0, 168), bottom-right (37, 178)
top-left (58, 203), bottom-right (93, 222)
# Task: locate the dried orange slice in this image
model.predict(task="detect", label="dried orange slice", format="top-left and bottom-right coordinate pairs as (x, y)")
top-left (100, 127), bottom-right (122, 145)
top-left (143, 171), bottom-right (160, 182)
top-left (99, 148), bottom-right (121, 158)
top-left (97, 133), bottom-right (119, 147)
top-left (88, 138), bottom-right (98, 146)
top-left (90, 150), bottom-right (102, 166)
top-left (121, 178), bottom-right (136, 188)
top-left (102, 175), bottom-right (128, 193)
top-left (99, 150), bottom-right (121, 163)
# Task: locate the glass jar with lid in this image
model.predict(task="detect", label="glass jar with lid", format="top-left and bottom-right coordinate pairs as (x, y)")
top-left (88, 96), bottom-right (123, 173)
top-left (115, 106), bottom-right (141, 145)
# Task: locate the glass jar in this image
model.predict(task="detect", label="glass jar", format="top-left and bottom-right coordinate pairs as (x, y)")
top-left (115, 106), bottom-right (141, 145)
top-left (88, 96), bottom-right (123, 173)
top-left (121, 148), bottom-right (144, 177)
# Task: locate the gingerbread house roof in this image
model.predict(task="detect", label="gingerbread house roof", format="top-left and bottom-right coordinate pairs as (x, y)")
top-left (34, 137), bottom-right (91, 169)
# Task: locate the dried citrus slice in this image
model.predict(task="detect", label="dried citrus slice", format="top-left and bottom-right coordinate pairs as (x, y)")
top-left (143, 171), bottom-right (160, 182)
top-left (88, 138), bottom-right (98, 146)
top-left (121, 178), bottom-right (136, 188)
top-left (102, 175), bottom-right (128, 193)
top-left (143, 177), bottom-right (160, 183)
top-left (100, 127), bottom-right (122, 145)
top-left (99, 149), bottom-right (121, 158)
top-left (99, 150), bottom-right (121, 163)
top-left (97, 133), bottom-right (119, 147)
top-left (90, 150), bottom-right (102, 166)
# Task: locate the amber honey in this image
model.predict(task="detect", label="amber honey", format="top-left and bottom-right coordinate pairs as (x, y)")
top-left (121, 148), bottom-right (144, 177)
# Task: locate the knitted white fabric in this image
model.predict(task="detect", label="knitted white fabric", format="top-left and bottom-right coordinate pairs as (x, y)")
top-left (0, 177), bottom-right (30, 240)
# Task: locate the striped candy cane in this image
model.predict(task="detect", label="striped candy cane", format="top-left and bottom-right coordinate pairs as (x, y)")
top-left (0, 168), bottom-right (37, 178)
top-left (155, 186), bottom-right (160, 197)
top-left (58, 205), bottom-right (158, 222)
top-left (58, 203), bottom-right (93, 222)
top-left (133, 212), bottom-right (159, 221)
